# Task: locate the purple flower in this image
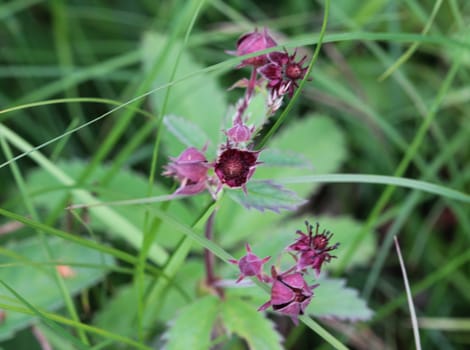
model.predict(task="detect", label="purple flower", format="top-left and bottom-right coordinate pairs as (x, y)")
top-left (229, 243), bottom-right (270, 283)
top-left (162, 147), bottom-right (209, 195)
top-left (259, 50), bottom-right (308, 97)
top-left (287, 221), bottom-right (339, 275)
top-left (258, 266), bottom-right (318, 325)
top-left (228, 28), bottom-right (277, 68)
top-left (214, 147), bottom-right (260, 191)
top-left (226, 121), bottom-right (254, 144)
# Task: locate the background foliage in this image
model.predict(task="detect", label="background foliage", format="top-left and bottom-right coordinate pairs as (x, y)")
top-left (1, 0), bottom-right (469, 349)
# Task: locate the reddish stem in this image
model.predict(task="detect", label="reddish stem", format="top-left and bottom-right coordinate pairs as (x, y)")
top-left (204, 211), bottom-right (217, 285)
top-left (233, 67), bottom-right (258, 124)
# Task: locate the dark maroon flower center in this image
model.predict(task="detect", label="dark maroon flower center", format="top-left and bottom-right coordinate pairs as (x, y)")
top-left (214, 148), bottom-right (258, 188)
top-left (285, 63), bottom-right (303, 80)
top-left (311, 235), bottom-right (329, 250)
top-left (293, 288), bottom-right (309, 303)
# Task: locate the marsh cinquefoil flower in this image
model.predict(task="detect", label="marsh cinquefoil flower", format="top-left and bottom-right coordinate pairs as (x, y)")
top-left (228, 28), bottom-right (277, 68)
top-left (260, 50), bottom-right (308, 97)
top-left (229, 243), bottom-right (270, 283)
top-left (214, 146), bottom-right (260, 192)
top-left (258, 266), bottom-right (318, 325)
top-left (162, 146), bottom-right (209, 195)
top-left (287, 221), bottom-right (339, 275)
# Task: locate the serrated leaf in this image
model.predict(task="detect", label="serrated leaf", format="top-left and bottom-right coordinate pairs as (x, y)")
top-left (142, 32), bottom-right (227, 157)
top-left (162, 296), bottom-right (219, 350)
top-left (259, 148), bottom-right (312, 168)
top-left (253, 114), bottom-right (347, 197)
top-left (221, 297), bottom-right (283, 350)
top-left (227, 181), bottom-right (306, 213)
top-left (308, 278), bottom-right (373, 321)
top-left (163, 114), bottom-right (211, 150)
top-left (0, 236), bottom-right (114, 341)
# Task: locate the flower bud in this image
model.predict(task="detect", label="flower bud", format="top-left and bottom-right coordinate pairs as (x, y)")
top-left (229, 243), bottom-right (270, 283)
top-left (162, 147), bottom-right (209, 195)
top-left (258, 266), bottom-right (317, 325)
top-left (228, 28), bottom-right (277, 68)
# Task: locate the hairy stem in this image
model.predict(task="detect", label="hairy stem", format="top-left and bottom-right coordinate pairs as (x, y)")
top-left (234, 67), bottom-right (258, 124)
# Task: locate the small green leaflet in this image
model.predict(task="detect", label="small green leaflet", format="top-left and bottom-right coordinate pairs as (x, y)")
top-left (308, 278), bottom-right (373, 321)
top-left (163, 114), bottom-right (211, 152)
top-left (227, 180), bottom-right (306, 213)
top-left (221, 297), bottom-right (283, 350)
top-left (162, 296), bottom-right (219, 350)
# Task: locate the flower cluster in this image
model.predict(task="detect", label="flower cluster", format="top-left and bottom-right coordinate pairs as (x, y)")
top-left (162, 28), bottom-right (309, 196)
top-left (287, 221), bottom-right (340, 276)
top-left (231, 221), bottom-right (339, 324)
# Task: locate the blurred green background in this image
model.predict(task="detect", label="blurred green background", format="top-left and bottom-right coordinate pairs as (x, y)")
top-left (1, 0), bottom-right (470, 349)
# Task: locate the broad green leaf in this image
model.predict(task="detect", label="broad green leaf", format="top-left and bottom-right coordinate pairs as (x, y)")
top-left (93, 260), bottom-right (203, 338)
top-left (163, 114), bottom-right (210, 150)
top-left (259, 148), bottom-right (312, 168)
top-left (221, 297), bottom-right (283, 350)
top-left (25, 160), bottom-right (193, 249)
top-left (162, 296), bottom-right (219, 350)
top-left (308, 278), bottom-right (373, 321)
top-left (92, 282), bottom-right (142, 342)
top-left (142, 32), bottom-right (227, 157)
top-left (154, 260), bottom-right (203, 323)
top-left (227, 181), bottom-right (306, 213)
top-left (0, 236), bottom-right (114, 341)
top-left (253, 114), bottom-right (347, 197)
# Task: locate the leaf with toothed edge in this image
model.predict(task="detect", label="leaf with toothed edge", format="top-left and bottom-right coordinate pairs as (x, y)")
top-left (307, 278), bottom-right (373, 321)
top-left (163, 114), bottom-right (211, 151)
top-left (221, 297), bottom-right (284, 350)
top-left (161, 295), bottom-right (219, 350)
top-left (259, 148), bottom-right (313, 169)
top-left (227, 180), bottom-right (306, 213)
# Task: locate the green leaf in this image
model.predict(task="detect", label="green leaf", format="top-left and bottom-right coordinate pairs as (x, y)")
top-left (93, 260), bottom-right (203, 338)
top-left (227, 181), bottom-right (306, 213)
top-left (163, 114), bottom-right (211, 150)
top-left (308, 278), bottom-right (373, 321)
top-left (142, 32), bottom-right (227, 157)
top-left (0, 236), bottom-right (114, 341)
top-left (92, 283), bottom-right (142, 342)
top-left (259, 148), bottom-right (312, 169)
top-left (221, 297), bottom-right (283, 350)
top-left (162, 296), bottom-right (219, 350)
top-left (253, 114), bottom-right (347, 196)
